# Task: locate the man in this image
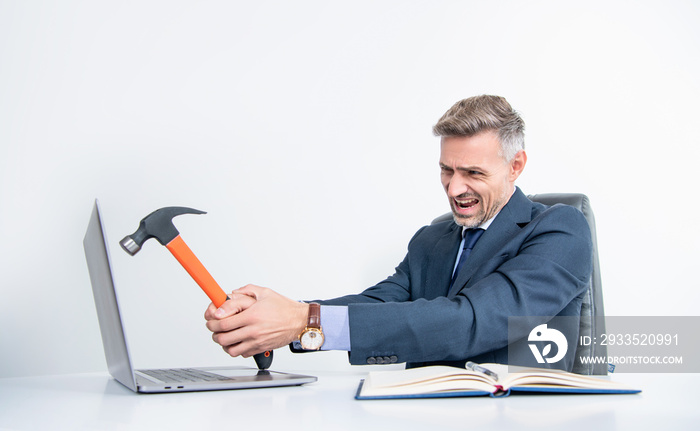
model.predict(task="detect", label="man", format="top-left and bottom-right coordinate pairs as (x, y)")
top-left (205, 95), bottom-right (592, 370)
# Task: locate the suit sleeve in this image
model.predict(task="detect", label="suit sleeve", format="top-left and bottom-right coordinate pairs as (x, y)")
top-left (341, 205), bottom-right (593, 365)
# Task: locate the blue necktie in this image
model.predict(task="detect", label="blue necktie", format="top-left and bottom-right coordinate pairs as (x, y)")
top-left (449, 228), bottom-right (485, 290)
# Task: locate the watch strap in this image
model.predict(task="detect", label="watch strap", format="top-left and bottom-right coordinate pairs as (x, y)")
top-left (307, 303), bottom-right (321, 329)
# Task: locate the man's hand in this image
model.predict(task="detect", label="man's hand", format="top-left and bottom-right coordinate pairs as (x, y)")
top-left (204, 285), bottom-right (309, 358)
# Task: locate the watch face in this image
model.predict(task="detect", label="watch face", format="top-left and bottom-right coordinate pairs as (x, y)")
top-left (300, 328), bottom-right (324, 350)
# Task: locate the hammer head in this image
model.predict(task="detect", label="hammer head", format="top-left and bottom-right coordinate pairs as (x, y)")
top-left (119, 206), bottom-right (206, 255)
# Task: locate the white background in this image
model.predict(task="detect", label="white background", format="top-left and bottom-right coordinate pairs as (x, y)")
top-left (1, 0), bottom-right (698, 379)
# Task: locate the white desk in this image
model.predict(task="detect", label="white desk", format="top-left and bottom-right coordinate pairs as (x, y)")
top-left (1, 370), bottom-right (697, 430)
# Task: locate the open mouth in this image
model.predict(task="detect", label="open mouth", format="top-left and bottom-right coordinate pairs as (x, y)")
top-left (454, 197), bottom-right (479, 210)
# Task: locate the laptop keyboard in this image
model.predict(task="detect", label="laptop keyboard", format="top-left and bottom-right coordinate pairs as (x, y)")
top-left (139, 368), bottom-right (232, 383)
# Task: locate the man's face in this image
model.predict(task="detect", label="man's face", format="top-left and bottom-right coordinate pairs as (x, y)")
top-left (439, 131), bottom-right (527, 228)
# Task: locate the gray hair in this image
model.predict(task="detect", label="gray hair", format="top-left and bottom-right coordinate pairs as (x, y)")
top-left (432, 95), bottom-right (525, 161)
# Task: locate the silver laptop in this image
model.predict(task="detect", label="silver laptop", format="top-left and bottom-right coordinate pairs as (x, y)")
top-left (83, 199), bottom-right (317, 393)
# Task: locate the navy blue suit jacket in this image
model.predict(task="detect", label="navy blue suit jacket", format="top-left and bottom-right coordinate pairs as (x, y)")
top-left (320, 187), bottom-right (593, 369)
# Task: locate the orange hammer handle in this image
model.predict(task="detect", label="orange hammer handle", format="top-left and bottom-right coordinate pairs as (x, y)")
top-left (165, 235), bottom-right (228, 308)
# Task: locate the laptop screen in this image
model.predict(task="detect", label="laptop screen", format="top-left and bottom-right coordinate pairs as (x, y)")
top-left (83, 200), bottom-right (138, 391)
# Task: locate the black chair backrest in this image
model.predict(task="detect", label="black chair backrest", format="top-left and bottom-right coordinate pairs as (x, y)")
top-left (528, 193), bottom-right (607, 375)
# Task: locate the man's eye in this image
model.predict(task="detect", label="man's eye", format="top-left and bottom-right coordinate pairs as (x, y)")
top-left (468, 171), bottom-right (482, 176)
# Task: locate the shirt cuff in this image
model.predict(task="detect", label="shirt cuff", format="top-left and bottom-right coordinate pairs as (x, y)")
top-left (319, 305), bottom-right (351, 351)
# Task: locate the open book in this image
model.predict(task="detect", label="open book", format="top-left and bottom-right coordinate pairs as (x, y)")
top-left (355, 363), bottom-right (640, 399)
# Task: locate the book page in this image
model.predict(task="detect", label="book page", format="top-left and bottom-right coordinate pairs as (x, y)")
top-left (361, 366), bottom-right (497, 396)
top-left (498, 366), bottom-right (637, 391)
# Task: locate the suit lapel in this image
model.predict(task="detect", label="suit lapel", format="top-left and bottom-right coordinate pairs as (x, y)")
top-left (447, 187), bottom-right (534, 297)
top-left (424, 222), bottom-right (462, 298)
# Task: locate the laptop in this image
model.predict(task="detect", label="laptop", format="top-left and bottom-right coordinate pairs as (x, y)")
top-left (83, 199), bottom-right (317, 393)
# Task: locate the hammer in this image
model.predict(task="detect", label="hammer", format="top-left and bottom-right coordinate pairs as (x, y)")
top-left (119, 206), bottom-right (273, 370)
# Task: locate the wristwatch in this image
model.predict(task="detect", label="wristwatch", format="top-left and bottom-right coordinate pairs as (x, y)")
top-left (299, 303), bottom-right (324, 350)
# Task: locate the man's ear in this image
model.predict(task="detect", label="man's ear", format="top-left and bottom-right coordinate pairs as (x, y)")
top-left (509, 150), bottom-right (527, 181)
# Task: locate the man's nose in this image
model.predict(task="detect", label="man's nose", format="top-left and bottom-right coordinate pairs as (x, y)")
top-left (446, 177), bottom-right (469, 198)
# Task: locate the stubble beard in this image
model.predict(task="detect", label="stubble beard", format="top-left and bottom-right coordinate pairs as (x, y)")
top-left (451, 187), bottom-right (509, 228)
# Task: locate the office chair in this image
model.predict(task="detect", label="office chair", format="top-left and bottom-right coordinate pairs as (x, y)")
top-left (432, 193), bottom-right (607, 375)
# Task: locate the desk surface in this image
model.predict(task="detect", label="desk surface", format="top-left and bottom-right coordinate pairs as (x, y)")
top-left (1, 369), bottom-right (698, 430)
